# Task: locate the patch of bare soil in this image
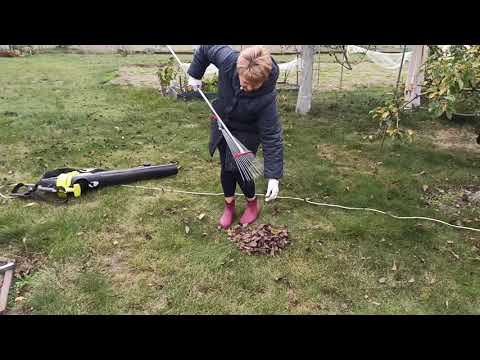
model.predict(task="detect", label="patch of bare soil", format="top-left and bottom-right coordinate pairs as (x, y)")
top-left (421, 184), bottom-right (480, 226)
top-left (428, 127), bottom-right (480, 153)
top-left (110, 65), bottom-right (161, 89)
top-left (0, 253), bottom-right (47, 314)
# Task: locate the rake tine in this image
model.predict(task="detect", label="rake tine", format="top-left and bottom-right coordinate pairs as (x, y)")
top-left (244, 158), bottom-right (255, 180)
top-left (235, 158), bottom-right (246, 180)
top-left (241, 158), bottom-right (253, 181)
top-left (241, 157), bottom-right (255, 182)
top-left (239, 159), bottom-right (251, 182)
top-left (235, 154), bottom-right (247, 178)
top-left (240, 160), bottom-right (251, 182)
top-left (238, 156), bottom-right (252, 181)
top-left (238, 161), bottom-right (249, 183)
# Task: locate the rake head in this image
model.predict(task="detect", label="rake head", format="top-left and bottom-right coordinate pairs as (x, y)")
top-left (220, 127), bottom-right (263, 182)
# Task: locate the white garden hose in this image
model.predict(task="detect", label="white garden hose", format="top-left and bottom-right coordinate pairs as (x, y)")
top-left (120, 184), bottom-right (480, 233)
top-left (2, 185), bottom-right (480, 233)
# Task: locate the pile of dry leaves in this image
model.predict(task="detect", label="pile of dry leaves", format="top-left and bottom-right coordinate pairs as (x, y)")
top-left (227, 224), bottom-right (290, 256)
top-left (0, 50), bottom-right (21, 57)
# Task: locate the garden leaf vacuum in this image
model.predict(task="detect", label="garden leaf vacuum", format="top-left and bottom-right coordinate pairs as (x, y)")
top-left (10, 163), bottom-right (179, 202)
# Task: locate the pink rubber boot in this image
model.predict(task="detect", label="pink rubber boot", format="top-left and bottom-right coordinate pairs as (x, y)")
top-left (239, 197), bottom-right (260, 226)
top-left (219, 199), bottom-right (236, 229)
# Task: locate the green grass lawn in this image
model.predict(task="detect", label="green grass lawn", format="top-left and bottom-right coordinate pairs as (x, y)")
top-left (1, 53), bottom-right (480, 314)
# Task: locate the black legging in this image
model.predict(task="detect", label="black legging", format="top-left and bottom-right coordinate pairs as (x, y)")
top-left (218, 140), bottom-right (256, 198)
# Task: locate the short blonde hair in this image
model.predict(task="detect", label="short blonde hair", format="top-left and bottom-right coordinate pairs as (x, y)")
top-left (237, 46), bottom-right (273, 86)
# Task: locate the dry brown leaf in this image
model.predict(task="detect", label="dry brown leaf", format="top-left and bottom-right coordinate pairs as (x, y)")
top-left (449, 250), bottom-right (460, 260)
top-left (391, 260), bottom-right (397, 271)
top-left (185, 225), bottom-right (190, 234)
top-left (197, 213), bottom-right (206, 220)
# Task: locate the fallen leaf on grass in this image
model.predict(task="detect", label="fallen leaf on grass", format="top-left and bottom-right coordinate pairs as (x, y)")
top-left (391, 261), bottom-right (397, 271)
top-left (23, 202), bottom-right (37, 208)
top-left (287, 289), bottom-right (299, 307)
top-left (449, 249), bottom-right (460, 260)
top-left (197, 213), bottom-right (206, 220)
top-left (378, 277), bottom-right (386, 284)
top-left (408, 278), bottom-right (415, 283)
top-left (185, 225), bottom-right (190, 234)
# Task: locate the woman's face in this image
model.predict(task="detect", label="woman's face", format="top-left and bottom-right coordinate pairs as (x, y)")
top-left (239, 74), bottom-right (263, 93)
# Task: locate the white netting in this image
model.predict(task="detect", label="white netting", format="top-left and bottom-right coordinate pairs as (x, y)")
top-left (278, 58), bottom-right (303, 72)
top-left (346, 45), bottom-right (412, 70)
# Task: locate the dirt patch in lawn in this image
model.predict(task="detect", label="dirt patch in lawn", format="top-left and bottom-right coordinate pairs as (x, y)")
top-left (421, 183), bottom-right (480, 226)
top-left (110, 65), bottom-right (161, 89)
top-left (427, 127), bottom-right (480, 154)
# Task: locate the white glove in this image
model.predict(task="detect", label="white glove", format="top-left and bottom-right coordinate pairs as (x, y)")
top-left (265, 179), bottom-right (279, 202)
top-left (188, 76), bottom-right (202, 91)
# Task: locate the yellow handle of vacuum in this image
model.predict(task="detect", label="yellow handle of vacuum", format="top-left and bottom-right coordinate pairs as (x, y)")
top-left (56, 171), bottom-right (82, 198)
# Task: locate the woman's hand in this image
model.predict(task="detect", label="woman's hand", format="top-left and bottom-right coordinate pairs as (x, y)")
top-left (188, 76), bottom-right (202, 91)
top-left (265, 179), bottom-right (279, 202)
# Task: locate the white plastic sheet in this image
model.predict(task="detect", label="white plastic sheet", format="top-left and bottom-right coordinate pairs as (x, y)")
top-left (347, 45), bottom-right (412, 70)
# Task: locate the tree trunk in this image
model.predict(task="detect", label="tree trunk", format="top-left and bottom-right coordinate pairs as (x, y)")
top-left (295, 45), bottom-right (316, 115)
top-left (404, 45), bottom-right (429, 108)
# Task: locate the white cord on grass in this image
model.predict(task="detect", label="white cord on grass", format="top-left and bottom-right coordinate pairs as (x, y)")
top-left (3, 185), bottom-right (479, 233)
top-left (121, 184), bottom-right (480, 233)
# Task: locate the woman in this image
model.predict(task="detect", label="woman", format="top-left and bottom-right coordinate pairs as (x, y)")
top-left (187, 45), bottom-right (284, 229)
